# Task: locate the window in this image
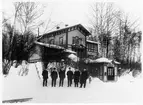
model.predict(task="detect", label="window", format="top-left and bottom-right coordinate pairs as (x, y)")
top-left (59, 37), bottom-right (63, 45)
top-left (68, 28), bottom-right (70, 32)
top-left (73, 26), bottom-right (76, 30)
top-left (49, 39), bottom-right (54, 44)
top-left (72, 37), bottom-right (76, 44)
top-left (89, 44), bottom-right (91, 52)
top-left (72, 36), bottom-right (83, 45)
top-left (75, 36), bottom-right (79, 45)
top-left (70, 27), bottom-right (72, 31)
top-left (87, 44), bottom-right (89, 51)
top-left (79, 38), bottom-right (82, 45)
top-left (94, 44), bottom-right (98, 53)
top-left (92, 44), bottom-right (94, 52)
top-left (87, 44), bottom-right (97, 52)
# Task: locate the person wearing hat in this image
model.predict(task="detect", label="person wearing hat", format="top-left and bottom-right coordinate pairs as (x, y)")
top-left (42, 68), bottom-right (49, 87)
top-left (59, 66), bottom-right (66, 87)
top-left (67, 67), bottom-right (73, 87)
top-left (80, 68), bottom-right (89, 88)
top-left (51, 67), bottom-right (58, 87)
top-left (73, 69), bottom-right (80, 87)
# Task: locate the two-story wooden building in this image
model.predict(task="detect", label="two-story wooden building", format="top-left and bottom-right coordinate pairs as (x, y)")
top-left (37, 24), bottom-right (91, 60)
top-left (30, 24), bottom-right (99, 70)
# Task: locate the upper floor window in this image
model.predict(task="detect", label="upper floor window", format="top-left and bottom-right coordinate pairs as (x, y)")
top-left (79, 38), bottom-right (82, 45)
top-left (72, 37), bottom-right (76, 44)
top-left (72, 36), bottom-right (84, 46)
top-left (87, 43), bottom-right (98, 53)
top-left (49, 39), bottom-right (54, 44)
top-left (75, 36), bottom-right (79, 45)
top-left (59, 37), bottom-right (63, 45)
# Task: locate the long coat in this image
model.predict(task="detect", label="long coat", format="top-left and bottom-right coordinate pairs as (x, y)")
top-left (51, 71), bottom-right (58, 80)
top-left (42, 70), bottom-right (48, 79)
top-left (80, 71), bottom-right (88, 83)
top-left (67, 71), bottom-right (73, 79)
top-left (74, 71), bottom-right (80, 82)
top-left (59, 70), bottom-right (65, 79)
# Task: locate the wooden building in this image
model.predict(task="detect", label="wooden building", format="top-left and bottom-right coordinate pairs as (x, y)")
top-left (86, 40), bottom-right (99, 60)
top-left (34, 24), bottom-right (93, 69)
top-left (88, 57), bottom-right (120, 82)
top-left (37, 24), bottom-right (91, 58)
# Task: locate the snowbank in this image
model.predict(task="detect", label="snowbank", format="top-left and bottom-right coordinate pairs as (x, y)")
top-left (2, 63), bottom-right (42, 101)
top-left (2, 63), bottom-right (143, 103)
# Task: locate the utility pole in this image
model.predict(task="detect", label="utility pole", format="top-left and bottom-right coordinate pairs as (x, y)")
top-left (38, 27), bottom-right (39, 37)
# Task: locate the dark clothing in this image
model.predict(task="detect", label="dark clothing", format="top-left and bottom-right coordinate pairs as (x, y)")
top-left (52, 79), bottom-right (57, 87)
top-left (59, 78), bottom-right (64, 87)
top-left (67, 71), bottom-right (73, 79)
top-left (42, 70), bottom-right (48, 87)
top-left (67, 70), bottom-right (73, 87)
top-left (74, 82), bottom-right (79, 87)
top-left (80, 81), bottom-right (86, 88)
top-left (43, 78), bottom-right (47, 87)
top-left (67, 79), bottom-right (73, 87)
top-left (80, 71), bottom-right (89, 88)
top-left (42, 70), bottom-right (48, 79)
top-left (59, 70), bottom-right (65, 87)
top-left (51, 71), bottom-right (58, 87)
top-left (74, 71), bottom-right (80, 87)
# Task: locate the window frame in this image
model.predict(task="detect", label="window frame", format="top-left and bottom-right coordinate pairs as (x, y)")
top-left (49, 39), bottom-right (54, 44)
top-left (59, 37), bottom-right (64, 45)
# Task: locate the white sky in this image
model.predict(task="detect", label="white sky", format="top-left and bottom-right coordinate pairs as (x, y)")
top-left (1, 0), bottom-right (143, 34)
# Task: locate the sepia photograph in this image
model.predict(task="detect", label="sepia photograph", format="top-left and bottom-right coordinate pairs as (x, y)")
top-left (1, 0), bottom-right (142, 104)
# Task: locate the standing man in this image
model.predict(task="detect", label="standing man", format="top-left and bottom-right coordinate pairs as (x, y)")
top-left (42, 68), bottom-right (48, 87)
top-left (51, 68), bottom-right (58, 87)
top-left (59, 67), bottom-right (65, 87)
top-left (80, 68), bottom-right (89, 88)
top-left (73, 69), bottom-right (80, 87)
top-left (67, 67), bottom-right (73, 87)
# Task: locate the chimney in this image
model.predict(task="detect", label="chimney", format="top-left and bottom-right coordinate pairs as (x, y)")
top-left (57, 26), bottom-right (60, 29)
top-left (65, 24), bottom-right (68, 27)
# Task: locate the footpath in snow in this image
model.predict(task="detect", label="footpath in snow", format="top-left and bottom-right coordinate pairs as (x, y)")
top-left (2, 62), bottom-right (143, 103)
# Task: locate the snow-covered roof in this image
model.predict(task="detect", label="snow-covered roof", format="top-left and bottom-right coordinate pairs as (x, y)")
top-left (35, 41), bottom-right (65, 50)
top-left (94, 57), bottom-right (111, 63)
top-left (90, 57), bottom-right (120, 64)
top-left (43, 24), bottom-right (91, 37)
top-left (86, 40), bottom-right (99, 44)
top-left (65, 49), bottom-right (77, 54)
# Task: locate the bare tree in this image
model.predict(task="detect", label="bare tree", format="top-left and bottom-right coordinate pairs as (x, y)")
top-left (89, 2), bottom-right (118, 57)
top-left (15, 2), bottom-right (45, 34)
top-left (112, 11), bottom-right (141, 72)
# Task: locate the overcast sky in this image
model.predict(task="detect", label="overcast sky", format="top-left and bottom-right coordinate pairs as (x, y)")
top-left (2, 0), bottom-right (142, 34)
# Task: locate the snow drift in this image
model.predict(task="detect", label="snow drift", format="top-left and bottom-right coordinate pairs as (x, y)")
top-left (2, 62), bottom-right (143, 103)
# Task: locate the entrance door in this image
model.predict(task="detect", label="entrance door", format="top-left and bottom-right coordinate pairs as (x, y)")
top-left (107, 67), bottom-right (115, 81)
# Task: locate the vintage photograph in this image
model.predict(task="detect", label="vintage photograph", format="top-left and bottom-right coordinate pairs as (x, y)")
top-left (1, 0), bottom-right (142, 103)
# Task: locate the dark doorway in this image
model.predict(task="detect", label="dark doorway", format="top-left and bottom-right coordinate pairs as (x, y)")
top-left (107, 67), bottom-right (115, 81)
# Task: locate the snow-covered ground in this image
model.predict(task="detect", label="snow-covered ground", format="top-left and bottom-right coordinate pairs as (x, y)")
top-left (2, 62), bottom-right (143, 103)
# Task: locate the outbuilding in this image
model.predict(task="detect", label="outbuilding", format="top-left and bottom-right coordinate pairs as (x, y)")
top-left (88, 57), bottom-right (120, 82)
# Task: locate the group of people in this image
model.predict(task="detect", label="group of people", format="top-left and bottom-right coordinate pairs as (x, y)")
top-left (42, 67), bottom-right (90, 88)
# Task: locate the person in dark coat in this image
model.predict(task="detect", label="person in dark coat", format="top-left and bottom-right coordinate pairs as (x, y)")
top-left (42, 69), bottom-right (48, 87)
top-left (59, 67), bottom-right (65, 87)
top-left (51, 68), bottom-right (58, 87)
top-left (73, 69), bottom-right (80, 87)
top-left (80, 69), bottom-right (89, 88)
top-left (67, 67), bottom-right (73, 87)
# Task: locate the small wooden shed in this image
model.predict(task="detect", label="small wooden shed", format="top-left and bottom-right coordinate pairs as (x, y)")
top-left (88, 57), bottom-right (120, 82)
